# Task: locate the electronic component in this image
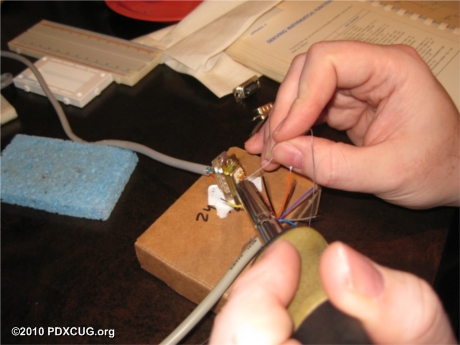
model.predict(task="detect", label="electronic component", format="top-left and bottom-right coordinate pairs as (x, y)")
top-left (212, 151), bottom-right (246, 206)
top-left (8, 20), bottom-right (162, 86)
top-left (233, 75), bottom-right (260, 102)
top-left (13, 56), bottom-right (113, 107)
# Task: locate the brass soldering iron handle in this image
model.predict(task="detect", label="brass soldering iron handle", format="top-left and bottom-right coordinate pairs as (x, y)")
top-left (257, 227), bottom-right (372, 344)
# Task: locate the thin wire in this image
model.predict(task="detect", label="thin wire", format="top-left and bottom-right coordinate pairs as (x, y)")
top-left (278, 129), bottom-right (318, 222)
top-left (279, 219), bottom-right (297, 227)
top-left (308, 129), bottom-right (317, 227)
top-left (286, 215), bottom-right (319, 222)
top-left (245, 157), bottom-right (274, 181)
top-left (280, 186), bottom-right (314, 220)
top-left (277, 167), bottom-right (294, 219)
top-left (221, 198), bottom-right (243, 209)
top-left (261, 175), bottom-right (275, 214)
top-left (0, 50), bottom-right (211, 176)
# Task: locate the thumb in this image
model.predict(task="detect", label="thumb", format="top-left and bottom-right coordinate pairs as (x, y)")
top-left (320, 242), bottom-right (456, 344)
top-left (210, 240), bottom-right (301, 345)
top-left (271, 136), bottom-right (403, 198)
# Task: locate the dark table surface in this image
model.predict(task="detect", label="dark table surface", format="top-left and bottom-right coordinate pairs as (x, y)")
top-left (1, 1), bottom-right (457, 344)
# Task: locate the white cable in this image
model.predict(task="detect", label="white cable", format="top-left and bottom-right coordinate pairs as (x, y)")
top-left (159, 236), bottom-right (263, 345)
top-left (0, 50), bottom-right (211, 176)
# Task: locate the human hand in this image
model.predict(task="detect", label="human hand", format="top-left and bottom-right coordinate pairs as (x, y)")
top-left (209, 240), bottom-right (456, 345)
top-left (245, 41), bottom-right (459, 209)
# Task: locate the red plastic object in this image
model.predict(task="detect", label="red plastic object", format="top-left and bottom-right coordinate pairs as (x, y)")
top-left (105, 1), bottom-right (202, 22)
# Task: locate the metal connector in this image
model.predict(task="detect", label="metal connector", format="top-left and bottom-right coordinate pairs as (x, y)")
top-left (233, 75), bottom-right (260, 102)
top-left (252, 102), bottom-right (273, 121)
top-left (212, 151), bottom-right (282, 244)
top-left (211, 152), bottom-right (246, 206)
top-left (250, 102), bottom-right (273, 137)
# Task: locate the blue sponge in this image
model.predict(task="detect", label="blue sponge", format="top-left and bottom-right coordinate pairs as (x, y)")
top-left (1, 134), bottom-right (138, 220)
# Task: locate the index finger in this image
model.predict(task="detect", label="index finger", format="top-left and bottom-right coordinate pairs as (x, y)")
top-left (272, 41), bottom-right (399, 143)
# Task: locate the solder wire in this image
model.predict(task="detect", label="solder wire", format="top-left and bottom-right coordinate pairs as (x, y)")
top-left (307, 130), bottom-right (317, 227)
top-left (245, 157), bottom-right (274, 181)
top-left (0, 50), bottom-right (211, 176)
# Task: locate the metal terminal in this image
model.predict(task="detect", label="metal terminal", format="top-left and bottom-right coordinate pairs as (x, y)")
top-left (233, 75), bottom-right (261, 102)
top-left (211, 152), bottom-right (246, 206)
top-left (252, 102), bottom-right (273, 121)
top-left (250, 102), bottom-right (273, 137)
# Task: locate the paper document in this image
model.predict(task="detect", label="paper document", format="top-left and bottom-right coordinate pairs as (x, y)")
top-left (226, 0), bottom-right (459, 107)
top-left (382, 1), bottom-right (459, 28)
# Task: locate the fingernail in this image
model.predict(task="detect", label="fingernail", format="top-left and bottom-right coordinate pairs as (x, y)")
top-left (264, 120), bottom-right (285, 161)
top-left (272, 142), bottom-right (303, 170)
top-left (338, 243), bottom-right (384, 299)
top-left (273, 118), bottom-right (285, 136)
top-left (263, 139), bottom-right (275, 162)
top-left (262, 130), bottom-right (272, 162)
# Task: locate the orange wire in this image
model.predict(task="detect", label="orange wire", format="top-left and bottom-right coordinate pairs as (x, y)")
top-left (207, 172), bottom-right (216, 181)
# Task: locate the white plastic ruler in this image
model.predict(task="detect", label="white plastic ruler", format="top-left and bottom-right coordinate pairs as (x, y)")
top-left (8, 20), bottom-right (162, 86)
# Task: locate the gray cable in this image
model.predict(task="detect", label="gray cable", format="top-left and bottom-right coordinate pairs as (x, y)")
top-left (0, 50), bottom-right (211, 175)
top-left (159, 236), bottom-right (263, 345)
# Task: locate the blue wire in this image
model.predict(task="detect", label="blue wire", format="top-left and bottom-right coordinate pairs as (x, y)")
top-left (279, 219), bottom-right (297, 227)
